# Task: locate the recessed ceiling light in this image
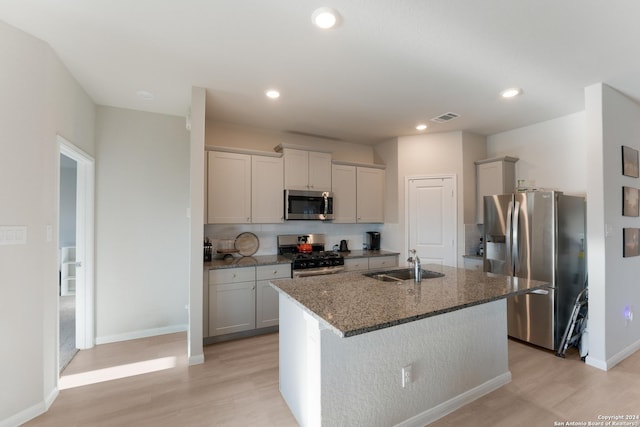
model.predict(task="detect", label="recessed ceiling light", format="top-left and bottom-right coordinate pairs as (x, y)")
top-left (136, 90), bottom-right (154, 101)
top-left (416, 124), bottom-right (428, 131)
top-left (265, 89), bottom-right (280, 99)
top-left (501, 88), bottom-right (523, 98)
top-left (312, 7), bottom-right (340, 29)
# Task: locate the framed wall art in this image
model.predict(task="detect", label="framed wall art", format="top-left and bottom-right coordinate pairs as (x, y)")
top-left (622, 145), bottom-right (639, 178)
top-left (623, 228), bottom-right (640, 257)
top-left (623, 186), bottom-right (640, 217)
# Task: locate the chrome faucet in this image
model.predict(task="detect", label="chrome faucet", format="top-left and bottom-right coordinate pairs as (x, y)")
top-left (407, 249), bottom-right (422, 283)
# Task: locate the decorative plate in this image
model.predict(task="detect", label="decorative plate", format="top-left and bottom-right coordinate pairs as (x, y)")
top-left (235, 232), bottom-right (259, 256)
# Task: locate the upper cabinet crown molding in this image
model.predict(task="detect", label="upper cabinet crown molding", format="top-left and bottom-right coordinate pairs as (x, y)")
top-left (206, 145), bottom-right (282, 158)
top-left (331, 160), bottom-right (385, 170)
top-left (274, 143), bottom-right (333, 154)
top-left (474, 156), bottom-right (519, 166)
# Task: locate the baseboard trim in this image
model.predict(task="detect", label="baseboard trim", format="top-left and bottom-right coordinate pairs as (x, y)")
top-left (188, 354), bottom-right (205, 365)
top-left (587, 337), bottom-right (640, 371)
top-left (203, 326), bottom-right (279, 345)
top-left (0, 386), bottom-right (59, 427)
top-left (95, 324), bottom-right (188, 345)
top-left (395, 371), bottom-right (512, 427)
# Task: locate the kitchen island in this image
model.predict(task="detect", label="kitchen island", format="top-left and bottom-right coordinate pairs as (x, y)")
top-left (270, 264), bottom-right (548, 427)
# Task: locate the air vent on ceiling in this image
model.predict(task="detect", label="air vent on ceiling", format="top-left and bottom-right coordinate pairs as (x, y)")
top-left (430, 112), bottom-right (461, 123)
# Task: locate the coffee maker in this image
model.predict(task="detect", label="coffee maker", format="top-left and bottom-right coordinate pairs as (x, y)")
top-left (366, 231), bottom-right (381, 251)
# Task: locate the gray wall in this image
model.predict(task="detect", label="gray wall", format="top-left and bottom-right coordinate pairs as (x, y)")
top-left (0, 20), bottom-right (96, 425)
top-left (95, 106), bottom-right (190, 343)
top-left (59, 155), bottom-right (77, 247)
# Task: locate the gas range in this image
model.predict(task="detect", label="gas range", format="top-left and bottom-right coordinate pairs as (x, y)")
top-left (278, 234), bottom-right (345, 277)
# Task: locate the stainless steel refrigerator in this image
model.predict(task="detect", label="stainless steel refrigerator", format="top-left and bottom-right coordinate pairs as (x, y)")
top-left (483, 191), bottom-right (586, 350)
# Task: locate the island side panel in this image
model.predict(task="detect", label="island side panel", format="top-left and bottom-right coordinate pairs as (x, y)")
top-left (319, 299), bottom-right (511, 427)
top-left (279, 294), bottom-right (322, 427)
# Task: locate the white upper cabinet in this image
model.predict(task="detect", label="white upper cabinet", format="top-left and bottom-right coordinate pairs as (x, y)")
top-left (282, 148), bottom-right (332, 191)
top-left (356, 167), bottom-right (385, 223)
top-left (208, 151), bottom-right (251, 224)
top-left (475, 156), bottom-right (518, 224)
top-left (307, 151), bottom-right (332, 191)
top-left (251, 155), bottom-right (284, 223)
top-left (332, 164), bottom-right (385, 223)
top-left (331, 164), bottom-right (357, 223)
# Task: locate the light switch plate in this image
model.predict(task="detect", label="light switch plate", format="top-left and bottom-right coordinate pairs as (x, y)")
top-left (0, 226), bottom-right (28, 245)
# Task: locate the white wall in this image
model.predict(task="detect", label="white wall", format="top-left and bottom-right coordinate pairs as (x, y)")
top-left (94, 106), bottom-right (190, 343)
top-left (188, 87), bottom-right (206, 365)
top-left (378, 131), bottom-right (485, 266)
top-left (0, 21), bottom-right (96, 426)
top-left (487, 111), bottom-right (587, 196)
top-left (206, 120), bottom-right (374, 163)
top-left (585, 84), bottom-right (640, 369)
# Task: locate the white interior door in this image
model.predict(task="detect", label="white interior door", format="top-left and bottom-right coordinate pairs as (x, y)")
top-left (407, 176), bottom-right (456, 267)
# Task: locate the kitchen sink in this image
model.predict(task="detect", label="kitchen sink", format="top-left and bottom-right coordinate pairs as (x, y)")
top-left (363, 268), bottom-right (444, 282)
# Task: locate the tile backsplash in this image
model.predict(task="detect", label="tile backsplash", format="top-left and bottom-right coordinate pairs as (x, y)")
top-left (464, 223), bottom-right (484, 256)
top-left (205, 222), bottom-right (383, 258)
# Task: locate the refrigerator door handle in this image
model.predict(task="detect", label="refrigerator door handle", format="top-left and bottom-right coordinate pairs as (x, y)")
top-left (512, 200), bottom-right (521, 274)
top-left (505, 200), bottom-right (514, 273)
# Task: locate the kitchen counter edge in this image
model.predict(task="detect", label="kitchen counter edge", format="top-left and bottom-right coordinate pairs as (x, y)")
top-left (339, 249), bottom-right (400, 259)
top-left (205, 255), bottom-right (292, 270)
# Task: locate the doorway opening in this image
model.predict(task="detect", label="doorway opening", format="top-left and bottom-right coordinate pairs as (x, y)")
top-left (58, 135), bottom-right (95, 373)
top-left (59, 153), bottom-right (78, 370)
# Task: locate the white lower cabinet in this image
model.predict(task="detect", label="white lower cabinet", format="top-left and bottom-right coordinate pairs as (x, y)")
top-left (209, 267), bottom-right (256, 336)
top-left (368, 255), bottom-right (398, 270)
top-left (256, 264), bottom-right (290, 328)
top-left (463, 257), bottom-right (483, 271)
top-left (344, 255), bottom-right (398, 272)
top-left (208, 263), bottom-right (291, 338)
top-left (344, 258), bottom-right (369, 272)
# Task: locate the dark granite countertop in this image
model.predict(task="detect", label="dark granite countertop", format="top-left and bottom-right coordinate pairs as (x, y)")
top-left (340, 249), bottom-right (400, 259)
top-left (205, 254), bottom-right (291, 270)
top-left (271, 264), bottom-right (549, 338)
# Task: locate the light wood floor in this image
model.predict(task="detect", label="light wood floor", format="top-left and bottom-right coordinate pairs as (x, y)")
top-left (26, 332), bottom-right (640, 427)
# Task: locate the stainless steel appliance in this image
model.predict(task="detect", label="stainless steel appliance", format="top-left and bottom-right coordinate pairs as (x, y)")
top-left (366, 231), bottom-right (381, 250)
top-left (278, 234), bottom-right (344, 277)
top-left (284, 190), bottom-right (334, 221)
top-left (483, 191), bottom-right (586, 351)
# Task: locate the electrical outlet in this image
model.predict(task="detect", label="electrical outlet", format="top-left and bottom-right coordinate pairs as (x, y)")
top-left (401, 365), bottom-right (412, 388)
top-left (624, 306), bottom-right (634, 326)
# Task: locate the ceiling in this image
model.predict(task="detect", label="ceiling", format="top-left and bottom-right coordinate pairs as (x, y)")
top-left (2, 1), bottom-right (640, 145)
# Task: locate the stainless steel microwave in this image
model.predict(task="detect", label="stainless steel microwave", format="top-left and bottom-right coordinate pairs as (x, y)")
top-left (285, 190), bottom-right (334, 221)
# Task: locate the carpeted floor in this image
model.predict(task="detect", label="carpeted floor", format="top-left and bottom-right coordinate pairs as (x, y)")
top-left (59, 295), bottom-right (77, 372)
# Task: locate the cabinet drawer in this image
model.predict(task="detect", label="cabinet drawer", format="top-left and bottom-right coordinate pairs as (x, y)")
top-left (463, 258), bottom-right (483, 271)
top-left (344, 258), bottom-right (369, 272)
top-left (256, 263), bottom-right (291, 280)
top-left (368, 256), bottom-right (398, 270)
top-left (209, 267), bottom-right (255, 284)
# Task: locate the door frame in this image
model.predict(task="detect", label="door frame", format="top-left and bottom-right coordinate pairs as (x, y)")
top-left (58, 135), bottom-right (95, 350)
top-left (404, 174), bottom-right (458, 266)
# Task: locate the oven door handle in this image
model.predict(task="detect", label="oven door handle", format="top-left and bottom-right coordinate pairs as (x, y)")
top-left (293, 266), bottom-right (345, 277)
